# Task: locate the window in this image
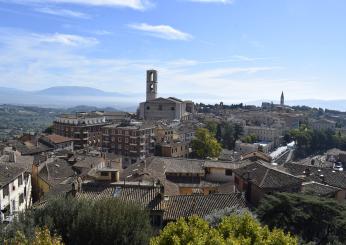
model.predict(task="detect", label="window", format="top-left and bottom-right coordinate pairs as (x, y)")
top-left (18, 175), bottom-right (23, 186)
top-left (146, 106), bottom-right (150, 110)
top-left (19, 193), bottom-right (24, 205)
top-left (225, 169), bottom-right (233, 176)
top-left (159, 105), bottom-right (163, 111)
top-left (118, 137), bottom-right (122, 143)
top-left (171, 107), bottom-right (175, 111)
top-left (3, 184), bottom-right (9, 198)
top-left (100, 172), bottom-right (109, 177)
top-left (125, 138), bottom-right (129, 143)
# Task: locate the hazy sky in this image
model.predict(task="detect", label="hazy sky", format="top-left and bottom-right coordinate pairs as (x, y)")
top-left (0, 0), bottom-right (345, 103)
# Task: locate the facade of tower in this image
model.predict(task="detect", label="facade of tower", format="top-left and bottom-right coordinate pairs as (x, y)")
top-left (280, 91), bottom-right (284, 106)
top-left (146, 70), bottom-right (157, 101)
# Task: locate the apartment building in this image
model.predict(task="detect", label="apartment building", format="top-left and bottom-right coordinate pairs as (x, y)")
top-left (102, 122), bottom-right (156, 166)
top-left (53, 112), bottom-right (109, 149)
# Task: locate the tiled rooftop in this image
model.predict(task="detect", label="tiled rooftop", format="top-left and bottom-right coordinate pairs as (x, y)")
top-left (234, 161), bottom-right (303, 189)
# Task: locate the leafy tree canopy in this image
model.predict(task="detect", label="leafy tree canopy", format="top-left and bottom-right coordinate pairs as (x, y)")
top-left (151, 213), bottom-right (297, 245)
top-left (5, 227), bottom-right (63, 245)
top-left (1, 197), bottom-right (152, 245)
top-left (289, 125), bottom-right (346, 158)
top-left (256, 192), bottom-right (346, 244)
top-left (192, 128), bottom-right (222, 159)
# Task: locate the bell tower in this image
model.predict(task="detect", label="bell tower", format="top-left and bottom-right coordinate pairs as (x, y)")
top-left (280, 91), bottom-right (285, 106)
top-left (146, 70), bottom-right (157, 101)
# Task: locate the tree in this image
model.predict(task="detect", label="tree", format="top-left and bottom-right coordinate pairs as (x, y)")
top-left (151, 213), bottom-right (297, 245)
top-left (192, 128), bottom-right (222, 159)
top-left (221, 123), bottom-right (235, 150)
top-left (205, 121), bottom-right (218, 137)
top-left (150, 216), bottom-right (224, 245)
top-left (233, 123), bottom-right (244, 142)
top-left (256, 193), bottom-right (346, 244)
top-left (242, 134), bottom-right (257, 144)
top-left (33, 197), bottom-right (152, 245)
top-left (218, 213), bottom-right (297, 245)
top-left (5, 227), bottom-right (63, 245)
top-left (288, 125), bottom-right (346, 158)
top-left (215, 122), bottom-right (244, 150)
top-left (43, 125), bottom-right (53, 134)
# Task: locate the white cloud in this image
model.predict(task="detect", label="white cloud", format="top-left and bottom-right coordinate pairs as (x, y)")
top-left (33, 33), bottom-right (98, 46)
top-left (91, 30), bottom-right (112, 35)
top-left (0, 28), bottom-right (329, 104)
top-left (186, 0), bottom-right (233, 4)
top-left (128, 23), bottom-right (193, 41)
top-left (34, 7), bottom-right (90, 18)
top-left (7, 0), bottom-right (153, 10)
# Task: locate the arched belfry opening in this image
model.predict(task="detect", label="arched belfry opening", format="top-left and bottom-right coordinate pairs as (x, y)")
top-left (146, 70), bottom-right (158, 101)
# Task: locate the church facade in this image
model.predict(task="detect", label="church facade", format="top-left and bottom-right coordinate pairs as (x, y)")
top-left (138, 70), bottom-right (194, 121)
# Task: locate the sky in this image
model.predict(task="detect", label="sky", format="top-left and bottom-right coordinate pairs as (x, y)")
top-left (0, 0), bottom-right (346, 104)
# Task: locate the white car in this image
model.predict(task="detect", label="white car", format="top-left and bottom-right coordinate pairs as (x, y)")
top-left (333, 162), bottom-right (344, 171)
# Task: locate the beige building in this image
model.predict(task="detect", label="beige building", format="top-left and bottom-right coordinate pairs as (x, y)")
top-left (243, 126), bottom-right (283, 146)
top-left (310, 119), bottom-right (336, 131)
top-left (160, 141), bottom-right (190, 158)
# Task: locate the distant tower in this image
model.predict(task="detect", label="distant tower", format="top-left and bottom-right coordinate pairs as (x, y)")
top-left (146, 70), bottom-right (157, 101)
top-left (280, 91), bottom-right (285, 106)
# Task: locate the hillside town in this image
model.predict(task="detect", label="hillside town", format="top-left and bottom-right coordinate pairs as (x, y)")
top-left (1, 71), bottom-right (345, 242)
top-left (0, 74), bottom-right (345, 245)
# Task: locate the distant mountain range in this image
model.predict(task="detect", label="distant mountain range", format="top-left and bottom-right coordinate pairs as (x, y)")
top-left (36, 86), bottom-right (126, 97)
top-left (1, 86), bottom-right (346, 112)
top-left (0, 86), bottom-right (141, 111)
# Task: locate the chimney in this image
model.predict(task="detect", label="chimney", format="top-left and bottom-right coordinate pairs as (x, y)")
top-left (9, 152), bottom-right (16, 163)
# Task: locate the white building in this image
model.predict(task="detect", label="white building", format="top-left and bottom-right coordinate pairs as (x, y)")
top-left (0, 164), bottom-right (32, 223)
